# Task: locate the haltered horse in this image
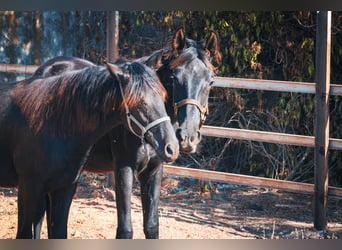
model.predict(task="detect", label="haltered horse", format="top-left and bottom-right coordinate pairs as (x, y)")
top-left (0, 61), bottom-right (179, 238)
top-left (33, 28), bottom-right (221, 238)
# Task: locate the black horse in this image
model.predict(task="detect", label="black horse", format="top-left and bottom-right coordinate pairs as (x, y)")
top-left (34, 28), bottom-right (221, 238)
top-left (0, 61), bottom-right (179, 239)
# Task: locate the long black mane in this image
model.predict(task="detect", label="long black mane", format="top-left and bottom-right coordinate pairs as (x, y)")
top-left (14, 62), bottom-right (167, 136)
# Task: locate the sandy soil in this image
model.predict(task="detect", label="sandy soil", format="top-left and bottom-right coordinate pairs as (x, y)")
top-left (1, 172), bottom-right (342, 239)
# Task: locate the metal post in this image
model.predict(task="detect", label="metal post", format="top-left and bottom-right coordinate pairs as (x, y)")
top-left (106, 11), bottom-right (120, 187)
top-left (314, 11), bottom-right (331, 230)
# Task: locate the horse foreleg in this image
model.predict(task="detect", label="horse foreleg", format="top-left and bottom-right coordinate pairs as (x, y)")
top-left (16, 180), bottom-right (45, 239)
top-left (16, 186), bottom-right (32, 239)
top-left (33, 195), bottom-right (50, 239)
top-left (45, 194), bottom-right (52, 238)
top-left (33, 211), bottom-right (44, 239)
top-left (47, 183), bottom-right (77, 239)
top-left (115, 166), bottom-right (134, 239)
top-left (138, 160), bottom-right (163, 239)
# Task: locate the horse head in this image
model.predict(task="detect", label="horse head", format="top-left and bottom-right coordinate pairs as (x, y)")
top-left (106, 61), bottom-right (179, 162)
top-left (148, 28), bottom-right (221, 154)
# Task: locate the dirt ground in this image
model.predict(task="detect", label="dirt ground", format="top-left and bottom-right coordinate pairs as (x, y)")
top-left (1, 172), bottom-right (342, 239)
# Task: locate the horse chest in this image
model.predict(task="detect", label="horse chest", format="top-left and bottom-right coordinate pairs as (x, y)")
top-left (41, 139), bottom-right (93, 187)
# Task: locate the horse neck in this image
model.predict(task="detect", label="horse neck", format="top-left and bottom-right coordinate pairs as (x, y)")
top-left (14, 69), bottom-right (128, 143)
top-left (90, 112), bottom-right (124, 143)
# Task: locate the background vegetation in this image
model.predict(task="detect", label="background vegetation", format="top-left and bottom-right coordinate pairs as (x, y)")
top-left (1, 11), bottom-right (342, 186)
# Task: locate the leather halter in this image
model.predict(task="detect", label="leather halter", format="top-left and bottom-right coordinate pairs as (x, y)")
top-left (173, 98), bottom-right (208, 126)
top-left (169, 68), bottom-right (209, 126)
top-left (117, 78), bottom-right (170, 142)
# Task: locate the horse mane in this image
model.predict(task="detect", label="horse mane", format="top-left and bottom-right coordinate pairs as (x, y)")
top-left (168, 44), bottom-right (216, 72)
top-left (120, 61), bottom-right (167, 107)
top-left (14, 62), bottom-right (167, 137)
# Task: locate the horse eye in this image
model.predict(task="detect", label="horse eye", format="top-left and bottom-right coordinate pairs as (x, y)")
top-left (209, 80), bottom-right (214, 86)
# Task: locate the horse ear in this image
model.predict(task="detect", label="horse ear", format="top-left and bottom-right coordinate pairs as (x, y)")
top-left (105, 61), bottom-right (128, 82)
top-left (143, 51), bottom-right (163, 70)
top-left (205, 30), bottom-right (222, 64)
top-left (172, 28), bottom-right (186, 54)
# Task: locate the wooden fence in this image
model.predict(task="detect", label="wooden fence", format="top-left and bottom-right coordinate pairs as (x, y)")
top-left (0, 11), bottom-right (340, 231)
top-left (167, 12), bottom-right (339, 231)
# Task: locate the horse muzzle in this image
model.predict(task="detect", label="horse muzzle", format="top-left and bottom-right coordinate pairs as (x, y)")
top-left (176, 128), bottom-right (202, 154)
top-left (144, 125), bottom-right (179, 163)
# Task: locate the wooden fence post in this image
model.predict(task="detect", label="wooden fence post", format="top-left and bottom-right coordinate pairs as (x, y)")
top-left (106, 11), bottom-right (120, 187)
top-left (106, 11), bottom-right (119, 62)
top-left (314, 10), bottom-right (331, 230)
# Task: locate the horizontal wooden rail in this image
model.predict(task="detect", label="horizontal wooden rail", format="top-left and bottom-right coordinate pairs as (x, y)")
top-left (213, 77), bottom-right (342, 96)
top-left (163, 165), bottom-right (342, 198)
top-left (1, 64), bottom-right (342, 95)
top-left (200, 125), bottom-right (342, 150)
top-left (213, 77), bottom-right (316, 94)
top-left (0, 64), bottom-right (38, 74)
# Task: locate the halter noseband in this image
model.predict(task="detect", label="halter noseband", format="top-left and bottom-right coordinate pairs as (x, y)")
top-left (173, 98), bottom-right (208, 126)
top-left (117, 77), bottom-right (170, 143)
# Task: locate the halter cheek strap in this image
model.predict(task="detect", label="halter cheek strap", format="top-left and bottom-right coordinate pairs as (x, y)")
top-left (117, 78), bottom-right (170, 142)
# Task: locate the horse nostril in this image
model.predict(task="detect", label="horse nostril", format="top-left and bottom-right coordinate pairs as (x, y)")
top-left (190, 131), bottom-right (201, 143)
top-left (164, 143), bottom-right (176, 159)
top-left (176, 128), bottom-right (186, 142)
top-left (197, 130), bottom-right (202, 141)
